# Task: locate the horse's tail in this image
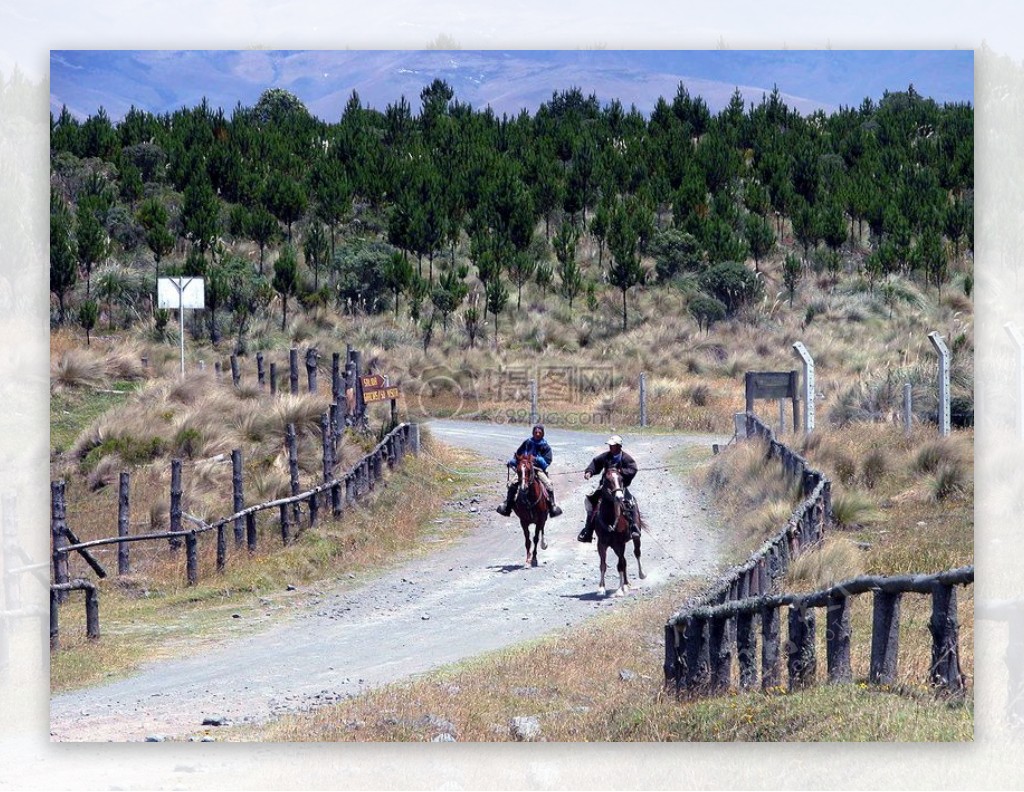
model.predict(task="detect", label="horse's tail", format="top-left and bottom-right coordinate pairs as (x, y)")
top-left (635, 505), bottom-right (646, 533)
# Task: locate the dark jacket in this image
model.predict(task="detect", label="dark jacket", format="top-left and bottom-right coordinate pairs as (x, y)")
top-left (586, 450), bottom-right (637, 486)
top-left (511, 437), bottom-right (552, 471)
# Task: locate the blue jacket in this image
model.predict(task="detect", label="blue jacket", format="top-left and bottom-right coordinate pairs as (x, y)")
top-left (509, 437), bottom-right (552, 471)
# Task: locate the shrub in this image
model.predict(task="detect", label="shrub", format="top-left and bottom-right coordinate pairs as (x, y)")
top-left (861, 447), bottom-right (889, 489)
top-left (698, 261), bottom-right (762, 314)
top-left (831, 489), bottom-right (881, 529)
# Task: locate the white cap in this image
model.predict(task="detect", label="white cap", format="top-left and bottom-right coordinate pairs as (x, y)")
top-left (606, 435), bottom-right (623, 446)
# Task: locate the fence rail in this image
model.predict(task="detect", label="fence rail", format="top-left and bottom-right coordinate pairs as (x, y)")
top-left (664, 566), bottom-right (973, 695)
top-left (664, 408), bottom-right (972, 699)
top-left (50, 421), bottom-right (420, 646)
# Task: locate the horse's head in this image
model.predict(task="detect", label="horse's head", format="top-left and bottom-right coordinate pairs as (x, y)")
top-left (602, 465), bottom-right (626, 503)
top-left (516, 452), bottom-right (535, 489)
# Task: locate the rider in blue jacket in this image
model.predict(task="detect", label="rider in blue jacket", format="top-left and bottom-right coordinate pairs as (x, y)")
top-left (496, 424), bottom-right (563, 517)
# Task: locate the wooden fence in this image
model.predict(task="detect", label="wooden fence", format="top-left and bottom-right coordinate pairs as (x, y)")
top-left (50, 422), bottom-right (420, 646)
top-left (664, 566), bottom-right (973, 696)
top-left (663, 410), bottom-right (972, 698)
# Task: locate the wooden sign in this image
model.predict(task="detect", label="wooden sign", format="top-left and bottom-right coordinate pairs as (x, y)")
top-left (744, 370), bottom-right (799, 433)
top-left (364, 386), bottom-right (401, 403)
top-left (360, 374), bottom-right (386, 390)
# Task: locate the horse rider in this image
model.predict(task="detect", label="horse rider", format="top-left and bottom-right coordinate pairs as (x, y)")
top-left (577, 434), bottom-right (640, 543)
top-left (496, 424), bottom-right (563, 517)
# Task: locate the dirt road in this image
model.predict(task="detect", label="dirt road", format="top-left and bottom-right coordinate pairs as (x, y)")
top-left (50, 420), bottom-right (727, 741)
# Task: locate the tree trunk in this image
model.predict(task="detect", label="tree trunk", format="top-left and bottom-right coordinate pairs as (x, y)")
top-left (281, 296), bottom-right (288, 331)
top-left (621, 288), bottom-right (628, 332)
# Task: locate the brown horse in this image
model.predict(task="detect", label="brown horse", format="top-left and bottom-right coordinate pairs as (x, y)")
top-left (512, 452), bottom-right (549, 567)
top-left (587, 465), bottom-right (645, 596)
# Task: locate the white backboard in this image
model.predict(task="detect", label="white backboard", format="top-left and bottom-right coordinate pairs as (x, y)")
top-left (157, 277), bottom-right (205, 309)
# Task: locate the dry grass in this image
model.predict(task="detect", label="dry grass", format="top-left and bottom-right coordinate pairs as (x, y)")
top-left (51, 432), bottom-right (482, 692)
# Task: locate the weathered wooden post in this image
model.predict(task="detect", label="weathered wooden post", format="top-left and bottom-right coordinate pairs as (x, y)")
top-left (117, 472), bottom-right (130, 575)
top-left (792, 341), bottom-right (814, 434)
top-left (321, 413), bottom-right (333, 483)
top-left (185, 528), bottom-right (198, 586)
top-left (529, 379), bottom-right (538, 426)
top-left (684, 616), bottom-right (711, 692)
top-left (230, 354), bottom-right (240, 387)
top-left (826, 594), bottom-right (853, 683)
top-left (257, 352), bottom-right (266, 390)
top-left (350, 349), bottom-right (364, 417)
top-left (708, 616), bottom-right (732, 693)
top-left (390, 397), bottom-right (398, 429)
top-left (50, 481), bottom-right (69, 603)
top-left (169, 460), bottom-right (183, 551)
top-left (929, 584), bottom-right (964, 693)
top-left (270, 362), bottom-right (278, 396)
top-left (639, 372), bottom-right (648, 427)
top-left (246, 512), bottom-right (257, 553)
top-left (345, 473), bottom-right (355, 506)
top-left (50, 587), bottom-right (60, 650)
top-left (306, 347), bottom-right (319, 393)
top-left (903, 383), bottom-right (913, 437)
top-left (870, 591), bottom-right (901, 684)
top-left (664, 624), bottom-right (679, 688)
top-left (777, 399), bottom-right (786, 433)
top-left (289, 348), bottom-right (299, 395)
top-left (232, 449), bottom-right (244, 549)
top-left (787, 603), bottom-right (816, 690)
top-left (410, 423), bottom-right (421, 455)
top-left (216, 519), bottom-right (226, 573)
top-left (85, 584), bottom-right (100, 639)
top-left (927, 331), bottom-right (951, 437)
top-left (332, 352), bottom-right (342, 404)
top-left (214, 360), bottom-right (222, 380)
top-left (736, 610), bottom-right (758, 690)
top-left (329, 401), bottom-right (341, 452)
top-left (287, 423), bottom-right (300, 536)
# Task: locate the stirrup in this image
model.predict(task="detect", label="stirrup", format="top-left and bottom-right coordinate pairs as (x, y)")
top-left (549, 503), bottom-right (563, 517)
top-left (496, 503), bottom-right (512, 516)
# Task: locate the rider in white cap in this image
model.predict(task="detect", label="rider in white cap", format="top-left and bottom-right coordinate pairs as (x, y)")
top-left (578, 435), bottom-right (639, 543)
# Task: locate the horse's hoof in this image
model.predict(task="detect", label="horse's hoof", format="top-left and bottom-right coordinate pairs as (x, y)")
top-left (615, 587), bottom-right (628, 598)
top-left (597, 587), bottom-right (606, 596)
top-left (531, 556), bottom-right (538, 567)
top-left (638, 571), bottom-right (646, 580)
top-left (541, 540), bottom-right (548, 550)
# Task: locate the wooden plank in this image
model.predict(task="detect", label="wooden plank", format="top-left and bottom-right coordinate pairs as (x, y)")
top-left (870, 591), bottom-right (901, 684)
top-left (826, 595), bottom-right (852, 684)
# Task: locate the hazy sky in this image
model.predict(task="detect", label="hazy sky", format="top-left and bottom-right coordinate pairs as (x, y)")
top-left (50, 49), bottom-right (974, 123)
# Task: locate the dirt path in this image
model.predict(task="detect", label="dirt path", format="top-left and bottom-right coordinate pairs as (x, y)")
top-left (50, 420), bottom-right (727, 741)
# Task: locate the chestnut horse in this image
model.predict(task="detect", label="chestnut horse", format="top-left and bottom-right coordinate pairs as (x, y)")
top-left (512, 452), bottom-right (549, 567)
top-left (587, 465), bottom-right (645, 596)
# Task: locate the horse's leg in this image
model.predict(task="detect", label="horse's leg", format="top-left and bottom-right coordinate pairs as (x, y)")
top-left (521, 521), bottom-right (531, 567)
top-left (597, 542), bottom-right (607, 596)
top-left (615, 544), bottom-right (629, 597)
top-left (633, 535), bottom-right (645, 580)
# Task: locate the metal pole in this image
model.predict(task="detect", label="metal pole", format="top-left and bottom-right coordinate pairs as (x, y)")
top-left (792, 342), bottom-right (815, 434)
top-left (179, 286), bottom-right (185, 377)
top-left (639, 372), bottom-right (648, 427)
top-left (927, 331), bottom-right (951, 437)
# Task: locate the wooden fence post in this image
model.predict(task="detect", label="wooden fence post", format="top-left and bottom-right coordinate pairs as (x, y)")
top-left (232, 449), bottom-right (244, 549)
top-left (169, 459), bottom-right (182, 552)
top-left (214, 361), bottom-right (222, 380)
top-left (664, 623), bottom-right (679, 687)
top-left (287, 423), bottom-right (300, 532)
top-left (85, 585), bottom-right (100, 639)
top-left (306, 348), bottom-right (318, 393)
top-left (230, 354), bottom-right (240, 387)
top-left (332, 352), bottom-right (341, 404)
top-left (289, 348), bottom-right (299, 395)
top-left (51, 481), bottom-right (69, 603)
top-left (257, 352), bottom-right (265, 390)
top-left (709, 616), bottom-right (732, 693)
top-left (736, 610), bottom-right (758, 690)
top-left (246, 512), bottom-right (257, 553)
top-left (761, 605), bottom-right (781, 690)
top-left (870, 591), bottom-right (901, 684)
top-left (270, 362), bottom-right (278, 395)
top-left (50, 588), bottom-right (59, 650)
top-left (929, 584), bottom-right (964, 693)
top-left (826, 594), bottom-right (853, 683)
top-left (117, 472), bottom-right (130, 575)
top-left (684, 616), bottom-right (711, 693)
top-left (185, 528), bottom-right (198, 586)
top-left (787, 603), bottom-right (816, 690)
top-left (216, 521), bottom-right (226, 573)
top-left (321, 413), bottom-right (333, 482)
